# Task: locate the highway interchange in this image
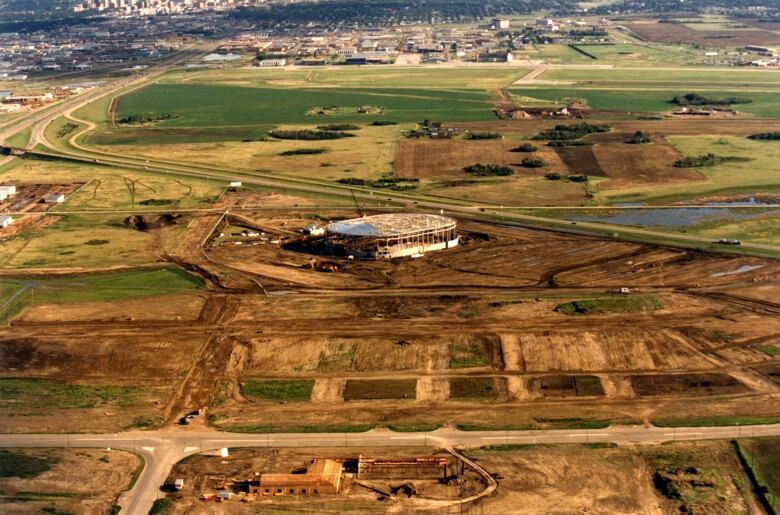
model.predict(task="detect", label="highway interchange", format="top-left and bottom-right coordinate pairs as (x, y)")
top-left (0, 52), bottom-right (779, 514)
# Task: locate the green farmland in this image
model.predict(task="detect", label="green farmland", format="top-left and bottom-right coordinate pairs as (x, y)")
top-left (0, 267), bottom-right (202, 306)
top-left (115, 83), bottom-right (497, 127)
top-left (509, 87), bottom-right (780, 117)
top-left (539, 67), bottom-right (780, 86)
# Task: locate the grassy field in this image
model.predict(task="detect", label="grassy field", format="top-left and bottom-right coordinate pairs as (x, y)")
top-left (239, 379), bottom-right (314, 402)
top-left (450, 378), bottom-right (498, 400)
top-left (0, 378), bottom-right (145, 408)
top-left (8, 267), bottom-right (203, 304)
top-left (515, 44), bottom-right (592, 64)
top-left (739, 439), bottom-right (780, 512)
top-left (1, 158), bottom-right (224, 210)
top-left (600, 136), bottom-right (780, 203)
top-left (539, 67), bottom-right (780, 85)
top-left (570, 44), bottom-right (693, 65)
top-left (171, 66), bottom-right (529, 90)
top-left (555, 295), bottom-right (662, 315)
top-left (116, 83), bottom-right (497, 127)
top-left (0, 450), bottom-right (56, 478)
top-left (3, 125), bottom-right (33, 148)
top-left (449, 342), bottom-right (490, 368)
top-left (0, 215), bottom-right (161, 269)
top-left (93, 124), bottom-right (401, 182)
top-left (343, 379), bottom-right (416, 400)
top-left (508, 87), bottom-right (780, 117)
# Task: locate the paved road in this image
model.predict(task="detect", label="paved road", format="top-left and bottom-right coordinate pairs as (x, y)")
top-left (1, 423), bottom-right (778, 514)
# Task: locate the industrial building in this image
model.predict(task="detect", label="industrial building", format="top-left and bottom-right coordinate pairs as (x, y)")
top-left (249, 459), bottom-right (342, 496)
top-left (325, 213), bottom-right (458, 259)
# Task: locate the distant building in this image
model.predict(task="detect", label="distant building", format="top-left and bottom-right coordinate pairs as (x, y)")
top-left (493, 18), bottom-right (510, 29)
top-left (229, 181), bottom-right (243, 188)
top-left (45, 193), bottom-right (65, 204)
top-left (257, 59), bottom-right (287, 67)
top-left (344, 52), bottom-right (393, 65)
top-left (477, 51), bottom-right (513, 63)
top-left (0, 215), bottom-right (12, 228)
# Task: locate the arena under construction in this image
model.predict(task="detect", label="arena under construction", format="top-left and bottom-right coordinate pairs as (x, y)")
top-left (325, 213), bottom-right (458, 259)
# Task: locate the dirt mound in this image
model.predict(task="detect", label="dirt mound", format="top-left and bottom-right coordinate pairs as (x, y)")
top-left (124, 214), bottom-right (181, 231)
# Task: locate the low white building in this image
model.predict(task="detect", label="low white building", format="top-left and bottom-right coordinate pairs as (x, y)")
top-left (0, 215), bottom-right (13, 228)
top-left (257, 59), bottom-right (287, 67)
top-left (45, 193), bottom-right (65, 204)
top-left (229, 181), bottom-right (242, 188)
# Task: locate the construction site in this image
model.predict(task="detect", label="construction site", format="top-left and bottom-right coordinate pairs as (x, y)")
top-left (0, 189), bottom-right (778, 512)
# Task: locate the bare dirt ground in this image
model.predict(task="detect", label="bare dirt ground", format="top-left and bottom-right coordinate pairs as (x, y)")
top-left (2, 201), bottom-right (780, 433)
top-left (0, 448), bottom-right (140, 515)
top-left (394, 139), bottom-right (567, 178)
top-left (395, 120), bottom-right (760, 194)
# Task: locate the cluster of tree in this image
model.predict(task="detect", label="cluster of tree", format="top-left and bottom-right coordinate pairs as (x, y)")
top-left (317, 124), bottom-right (360, 131)
top-left (520, 157), bottom-right (546, 168)
top-left (510, 143), bottom-right (537, 152)
top-left (673, 153), bottom-right (752, 168)
top-left (57, 122), bottom-right (79, 138)
top-left (627, 131), bottom-right (651, 144)
top-left (337, 177), bottom-right (419, 190)
top-left (270, 129), bottom-right (355, 140)
top-left (279, 148), bottom-right (328, 156)
top-left (117, 113), bottom-right (177, 125)
top-left (370, 121), bottom-right (399, 126)
top-left (463, 132), bottom-right (502, 140)
top-left (670, 93), bottom-right (752, 106)
top-left (588, 0), bottom-right (779, 16)
top-left (463, 164), bottom-right (514, 176)
top-left (547, 140), bottom-right (593, 147)
top-left (566, 30), bottom-right (609, 37)
top-left (532, 123), bottom-right (610, 141)
top-left (748, 131), bottom-right (780, 141)
top-left (229, 0), bottom-right (575, 28)
top-left (545, 173), bottom-right (588, 182)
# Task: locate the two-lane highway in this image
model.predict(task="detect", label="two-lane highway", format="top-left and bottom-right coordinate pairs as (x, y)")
top-left (1, 423), bottom-right (778, 514)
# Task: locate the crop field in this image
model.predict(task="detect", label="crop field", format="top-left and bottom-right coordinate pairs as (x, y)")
top-left (625, 19), bottom-right (780, 47)
top-left (115, 83), bottom-right (497, 127)
top-left (509, 87), bottom-right (780, 117)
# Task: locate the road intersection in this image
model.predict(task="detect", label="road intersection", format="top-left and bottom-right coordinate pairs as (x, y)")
top-left (1, 423), bottom-right (779, 514)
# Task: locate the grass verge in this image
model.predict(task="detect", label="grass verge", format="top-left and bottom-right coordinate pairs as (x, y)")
top-left (220, 424), bottom-right (375, 433)
top-left (653, 416), bottom-right (780, 427)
